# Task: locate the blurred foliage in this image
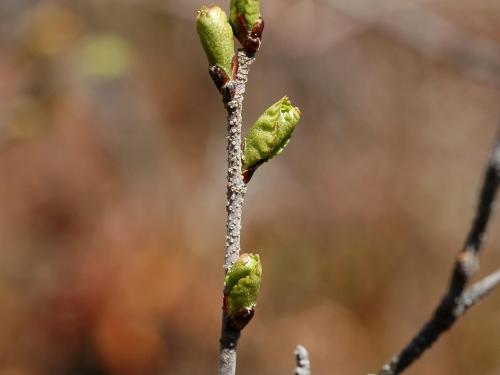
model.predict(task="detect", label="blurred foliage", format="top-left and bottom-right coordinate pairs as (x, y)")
top-left (0, 1), bottom-right (499, 375)
top-left (80, 34), bottom-right (132, 80)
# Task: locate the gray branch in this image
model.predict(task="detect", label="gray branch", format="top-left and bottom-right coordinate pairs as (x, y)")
top-left (455, 269), bottom-right (500, 317)
top-left (378, 131), bottom-right (500, 375)
top-left (222, 49), bottom-right (254, 272)
top-left (294, 345), bottom-right (311, 375)
top-left (218, 49), bottom-right (256, 375)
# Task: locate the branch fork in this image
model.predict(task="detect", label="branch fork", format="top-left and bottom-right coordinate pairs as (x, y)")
top-left (378, 133), bottom-right (500, 375)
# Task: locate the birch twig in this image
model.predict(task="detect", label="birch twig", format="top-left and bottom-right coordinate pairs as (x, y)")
top-left (294, 345), bottom-right (311, 375)
top-left (218, 49), bottom-right (255, 375)
top-left (379, 131), bottom-right (500, 375)
top-left (455, 269), bottom-right (500, 317)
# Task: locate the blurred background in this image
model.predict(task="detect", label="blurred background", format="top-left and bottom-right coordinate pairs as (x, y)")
top-left (0, 0), bottom-right (499, 374)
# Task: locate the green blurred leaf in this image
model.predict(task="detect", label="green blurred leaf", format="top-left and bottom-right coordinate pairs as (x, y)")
top-left (80, 34), bottom-right (132, 80)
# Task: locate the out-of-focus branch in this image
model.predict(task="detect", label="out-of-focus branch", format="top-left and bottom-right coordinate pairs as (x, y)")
top-left (378, 131), bottom-right (500, 375)
top-left (218, 49), bottom-right (255, 375)
top-left (294, 345), bottom-right (311, 375)
top-left (455, 269), bottom-right (500, 317)
top-left (321, 0), bottom-right (500, 86)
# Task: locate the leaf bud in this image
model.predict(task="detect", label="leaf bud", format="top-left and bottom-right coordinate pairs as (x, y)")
top-left (197, 5), bottom-right (236, 83)
top-left (224, 253), bottom-right (262, 329)
top-left (242, 96), bottom-right (301, 182)
top-left (230, 0), bottom-right (264, 55)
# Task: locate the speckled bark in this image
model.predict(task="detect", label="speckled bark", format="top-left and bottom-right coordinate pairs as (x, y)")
top-left (222, 50), bottom-right (254, 272)
top-left (218, 49), bottom-right (255, 375)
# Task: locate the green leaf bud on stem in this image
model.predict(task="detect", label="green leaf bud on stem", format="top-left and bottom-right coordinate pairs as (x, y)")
top-left (242, 96), bottom-right (301, 183)
top-left (224, 253), bottom-right (262, 330)
top-left (230, 0), bottom-right (264, 55)
top-left (196, 5), bottom-right (236, 88)
top-left (230, 0), bottom-right (260, 34)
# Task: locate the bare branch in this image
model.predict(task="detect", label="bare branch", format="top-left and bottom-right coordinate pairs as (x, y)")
top-left (455, 269), bottom-right (500, 317)
top-left (378, 131), bottom-right (500, 375)
top-left (294, 345), bottom-right (311, 375)
top-left (218, 49), bottom-right (255, 375)
top-left (222, 50), bottom-right (254, 272)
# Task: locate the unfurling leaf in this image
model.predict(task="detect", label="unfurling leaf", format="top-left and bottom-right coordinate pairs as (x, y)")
top-left (196, 5), bottom-right (235, 81)
top-left (230, 0), bottom-right (264, 54)
top-left (242, 96), bottom-right (301, 182)
top-left (224, 253), bottom-right (262, 329)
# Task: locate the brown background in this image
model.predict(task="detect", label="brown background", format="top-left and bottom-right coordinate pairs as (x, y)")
top-left (0, 0), bottom-right (499, 374)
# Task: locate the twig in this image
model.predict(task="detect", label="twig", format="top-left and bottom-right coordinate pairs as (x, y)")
top-left (294, 345), bottom-right (311, 375)
top-left (455, 269), bottom-right (500, 317)
top-left (218, 49), bottom-right (255, 375)
top-left (378, 132), bottom-right (500, 375)
top-left (222, 49), bottom-right (254, 271)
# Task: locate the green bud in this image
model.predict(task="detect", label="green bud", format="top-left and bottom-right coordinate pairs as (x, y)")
top-left (230, 0), bottom-right (261, 35)
top-left (224, 253), bottom-right (262, 318)
top-left (230, 0), bottom-right (263, 54)
top-left (196, 5), bottom-right (235, 79)
top-left (242, 96), bottom-right (301, 182)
